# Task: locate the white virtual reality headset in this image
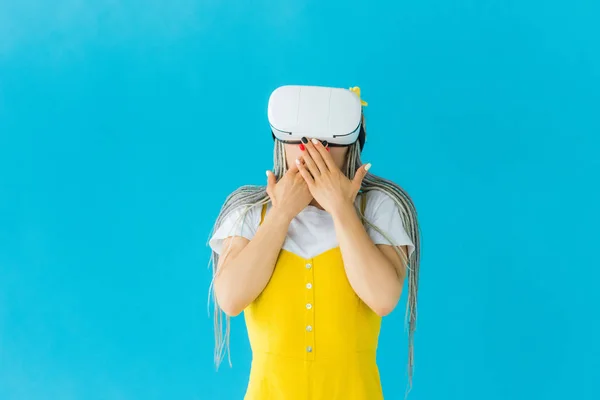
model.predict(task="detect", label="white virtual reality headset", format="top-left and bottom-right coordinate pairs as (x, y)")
top-left (268, 85), bottom-right (367, 150)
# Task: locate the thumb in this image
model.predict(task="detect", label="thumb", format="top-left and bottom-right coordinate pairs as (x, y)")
top-left (352, 163), bottom-right (371, 191)
top-left (266, 170), bottom-right (276, 190)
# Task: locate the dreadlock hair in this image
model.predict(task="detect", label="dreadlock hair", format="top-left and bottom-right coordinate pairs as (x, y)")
top-left (208, 138), bottom-right (421, 391)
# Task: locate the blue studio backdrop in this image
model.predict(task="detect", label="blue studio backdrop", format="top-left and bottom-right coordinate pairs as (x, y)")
top-left (1, 1), bottom-right (599, 399)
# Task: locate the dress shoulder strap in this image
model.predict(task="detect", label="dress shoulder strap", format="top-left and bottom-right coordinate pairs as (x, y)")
top-left (260, 204), bottom-right (267, 225)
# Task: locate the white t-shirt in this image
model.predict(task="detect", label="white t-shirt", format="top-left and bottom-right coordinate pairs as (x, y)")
top-left (209, 190), bottom-right (414, 260)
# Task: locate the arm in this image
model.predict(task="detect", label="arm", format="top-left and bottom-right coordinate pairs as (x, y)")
top-left (330, 202), bottom-right (407, 317)
top-left (214, 167), bottom-right (313, 316)
top-left (214, 208), bottom-right (292, 316)
top-left (295, 138), bottom-right (408, 316)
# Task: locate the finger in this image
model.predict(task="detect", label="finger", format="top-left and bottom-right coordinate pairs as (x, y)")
top-left (296, 158), bottom-right (315, 187)
top-left (266, 170), bottom-right (276, 190)
top-left (352, 163), bottom-right (371, 192)
top-left (304, 138), bottom-right (329, 173)
top-left (280, 164), bottom-right (298, 183)
top-left (300, 151), bottom-right (321, 178)
top-left (266, 170), bottom-right (277, 200)
top-left (310, 138), bottom-right (337, 172)
top-left (286, 163), bottom-right (299, 175)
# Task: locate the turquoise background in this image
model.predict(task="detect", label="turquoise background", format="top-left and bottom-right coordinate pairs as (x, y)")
top-left (1, 1), bottom-right (599, 399)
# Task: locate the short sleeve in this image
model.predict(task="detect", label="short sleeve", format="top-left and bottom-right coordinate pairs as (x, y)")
top-left (208, 204), bottom-right (261, 255)
top-left (363, 190), bottom-right (415, 256)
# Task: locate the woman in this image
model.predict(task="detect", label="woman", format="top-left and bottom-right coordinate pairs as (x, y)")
top-left (208, 86), bottom-right (421, 399)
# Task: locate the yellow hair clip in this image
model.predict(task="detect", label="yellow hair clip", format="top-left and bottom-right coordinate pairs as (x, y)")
top-left (349, 86), bottom-right (368, 107)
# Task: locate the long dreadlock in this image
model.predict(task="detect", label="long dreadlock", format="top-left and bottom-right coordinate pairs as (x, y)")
top-left (208, 138), bottom-right (421, 390)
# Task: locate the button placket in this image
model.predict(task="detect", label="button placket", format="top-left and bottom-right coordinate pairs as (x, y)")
top-left (304, 258), bottom-right (315, 361)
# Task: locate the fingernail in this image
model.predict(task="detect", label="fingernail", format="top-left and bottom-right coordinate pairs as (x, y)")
top-left (266, 170), bottom-right (270, 177)
top-left (311, 138), bottom-right (319, 144)
top-left (295, 158), bottom-right (301, 165)
top-left (301, 137), bottom-right (308, 144)
top-left (364, 163), bottom-right (372, 171)
top-left (299, 143), bottom-right (305, 151)
top-left (326, 147), bottom-right (330, 152)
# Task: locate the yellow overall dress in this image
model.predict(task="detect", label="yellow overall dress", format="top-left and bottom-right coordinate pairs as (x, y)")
top-left (243, 198), bottom-right (384, 400)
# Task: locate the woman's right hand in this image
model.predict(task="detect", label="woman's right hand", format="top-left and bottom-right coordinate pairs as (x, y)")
top-left (266, 165), bottom-right (313, 222)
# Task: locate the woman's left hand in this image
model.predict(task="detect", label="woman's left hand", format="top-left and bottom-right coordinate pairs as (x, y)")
top-left (296, 138), bottom-right (371, 215)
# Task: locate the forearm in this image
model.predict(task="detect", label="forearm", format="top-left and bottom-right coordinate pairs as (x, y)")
top-left (331, 202), bottom-right (402, 316)
top-left (214, 208), bottom-right (291, 316)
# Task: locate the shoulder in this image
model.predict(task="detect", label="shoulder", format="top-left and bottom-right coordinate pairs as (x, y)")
top-left (218, 184), bottom-right (267, 221)
top-left (360, 189), bottom-right (415, 252)
top-left (361, 190), bottom-right (398, 216)
top-left (221, 202), bottom-right (264, 226)
top-left (209, 202), bottom-right (265, 253)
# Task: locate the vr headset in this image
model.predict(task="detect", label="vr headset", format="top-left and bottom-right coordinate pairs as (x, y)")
top-left (268, 85), bottom-right (367, 150)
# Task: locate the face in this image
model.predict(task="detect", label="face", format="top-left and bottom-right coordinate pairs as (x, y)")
top-left (284, 140), bottom-right (349, 172)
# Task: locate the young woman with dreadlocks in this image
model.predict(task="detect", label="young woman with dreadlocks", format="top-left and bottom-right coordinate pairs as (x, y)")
top-left (208, 86), bottom-right (421, 400)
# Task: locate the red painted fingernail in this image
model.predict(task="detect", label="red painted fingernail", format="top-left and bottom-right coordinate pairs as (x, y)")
top-left (326, 147), bottom-right (330, 152)
top-left (299, 143), bottom-right (305, 151)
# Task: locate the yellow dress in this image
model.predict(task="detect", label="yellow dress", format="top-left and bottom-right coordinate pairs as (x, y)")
top-left (243, 200), bottom-right (384, 400)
